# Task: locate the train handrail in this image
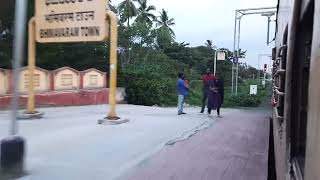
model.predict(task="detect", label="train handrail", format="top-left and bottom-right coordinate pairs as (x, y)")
top-left (277, 44), bottom-right (287, 58)
top-left (274, 107), bottom-right (284, 121)
top-left (274, 85), bottom-right (281, 90)
top-left (275, 89), bottom-right (285, 96)
top-left (274, 69), bottom-right (286, 77)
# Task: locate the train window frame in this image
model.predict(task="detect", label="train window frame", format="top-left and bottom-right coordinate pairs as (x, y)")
top-left (290, 1), bottom-right (314, 179)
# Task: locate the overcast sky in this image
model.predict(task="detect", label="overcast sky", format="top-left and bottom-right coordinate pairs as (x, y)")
top-left (112, 0), bottom-right (278, 70)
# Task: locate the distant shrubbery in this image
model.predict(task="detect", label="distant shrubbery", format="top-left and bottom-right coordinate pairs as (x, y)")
top-left (120, 49), bottom-right (199, 106)
top-left (125, 76), bottom-right (176, 106)
top-left (223, 80), bottom-right (270, 107)
top-left (186, 79), bottom-right (269, 108)
top-left (224, 94), bottom-right (261, 107)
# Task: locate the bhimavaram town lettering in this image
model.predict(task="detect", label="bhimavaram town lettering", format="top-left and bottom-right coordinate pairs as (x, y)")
top-left (45, 0), bottom-right (93, 6)
top-left (45, 11), bottom-right (95, 23)
top-left (40, 26), bottom-right (100, 39)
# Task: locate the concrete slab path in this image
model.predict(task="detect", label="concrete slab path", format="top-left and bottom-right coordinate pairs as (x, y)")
top-left (123, 108), bottom-right (271, 180)
top-left (0, 105), bottom-right (236, 180)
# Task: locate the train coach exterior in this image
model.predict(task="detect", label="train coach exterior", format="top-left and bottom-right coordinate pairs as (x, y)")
top-left (272, 0), bottom-right (319, 179)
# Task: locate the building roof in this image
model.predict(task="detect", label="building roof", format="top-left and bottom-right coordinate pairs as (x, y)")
top-left (20, 66), bottom-right (50, 73)
top-left (82, 68), bottom-right (105, 75)
top-left (53, 66), bottom-right (80, 74)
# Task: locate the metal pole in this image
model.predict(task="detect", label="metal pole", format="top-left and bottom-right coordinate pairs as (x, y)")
top-left (269, 56), bottom-right (272, 79)
top-left (232, 11), bottom-right (237, 95)
top-left (27, 18), bottom-right (36, 114)
top-left (258, 55), bottom-right (261, 84)
top-left (242, 11), bottom-right (276, 16)
top-left (235, 16), bottom-right (241, 95)
top-left (106, 11), bottom-right (119, 119)
top-left (237, 7), bottom-right (277, 11)
top-left (267, 16), bottom-right (271, 45)
top-left (231, 7), bottom-right (276, 95)
top-left (236, 63), bottom-right (239, 95)
top-left (263, 71), bottom-right (266, 88)
top-left (214, 50), bottom-right (217, 76)
top-left (10, 0), bottom-right (28, 135)
top-left (231, 62), bottom-right (234, 94)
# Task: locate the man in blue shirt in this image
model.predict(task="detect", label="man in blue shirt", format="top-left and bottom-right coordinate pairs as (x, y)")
top-left (177, 73), bottom-right (188, 115)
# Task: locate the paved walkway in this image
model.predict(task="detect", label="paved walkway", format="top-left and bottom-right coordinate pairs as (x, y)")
top-left (0, 105), bottom-right (232, 180)
top-left (124, 109), bottom-right (271, 180)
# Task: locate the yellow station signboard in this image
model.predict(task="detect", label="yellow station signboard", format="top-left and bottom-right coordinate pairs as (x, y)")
top-left (35, 0), bottom-right (107, 43)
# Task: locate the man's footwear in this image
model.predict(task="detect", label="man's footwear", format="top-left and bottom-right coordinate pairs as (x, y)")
top-left (178, 112), bottom-right (182, 115)
top-left (217, 115), bottom-right (223, 118)
top-left (181, 112), bottom-right (187, 114)
top-left (200, 111), bottom-right (204, 113)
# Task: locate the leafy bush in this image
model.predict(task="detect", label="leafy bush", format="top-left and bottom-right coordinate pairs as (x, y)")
top-left (125, 76), bottom-right (176, 106)
top-left (120, 49), bottom-right (189, 106)
top-left (222, 80), bottom-right (271, 107)
top-left (188, 80), bottom-right (202, 106)
top-left (118, 46), bottom-right (269, 108)
top-left (224, 94), bottom-right (260, 107)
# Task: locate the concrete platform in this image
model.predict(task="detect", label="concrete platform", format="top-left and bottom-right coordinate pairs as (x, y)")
top-left (0, 105), bottom-right (235, 180)
top-left (123, 109), bottom-right (271, 180)
top-left (0, 105), bottom-right (270, 180)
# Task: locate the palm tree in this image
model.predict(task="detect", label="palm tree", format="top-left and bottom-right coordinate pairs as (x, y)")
top-left (156, 27), bottom-right (173, 50)
top-left (118, 0), bottom-right (138, 27)
top-left (235, 48), bottom-right (247, 58)
top-left (156, 9), bottom-right (176, 37)
top-left (205, 40), bottom-right (216, 49)
top-left (179, 41), bottom-right (190, 47)
top-left (135, 0), bottom-right (156, 25)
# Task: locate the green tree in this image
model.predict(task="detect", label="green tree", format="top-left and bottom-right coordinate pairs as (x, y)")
top-left (205, 40), bottom-right (216, 50)
top-left (155, 27), bottom-right (173, 51)
top-left (118, 22), bottom-right (156, 66)
top-left (0, 1), bottom-right (16, 68)
top-left (135, 0), bottom-right (156, 26)
top-left (131, 22), bottom-right (156, 47)
top-left (156, 9), bottom-right (176, 37)
top-left (118, 0), bottom-right (138, 27)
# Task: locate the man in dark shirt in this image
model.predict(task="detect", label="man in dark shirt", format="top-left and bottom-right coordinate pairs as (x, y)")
top-left (200, 68), bottom-right (216, 113)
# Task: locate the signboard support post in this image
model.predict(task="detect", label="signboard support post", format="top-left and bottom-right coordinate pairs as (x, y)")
top-left (18, 17), bottom-right (43, 120)
top-left (106, 11), bottom-right (118, 120)
top-left (98, 11), bottom-right (129, 125)
top-left (27, 18), bottom-right (36, 114)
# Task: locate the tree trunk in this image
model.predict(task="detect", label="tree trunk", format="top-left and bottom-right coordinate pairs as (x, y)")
top-left (127, 18), bottom-right (130, 27)
top-left (144, 49), bottom-right (150, 61)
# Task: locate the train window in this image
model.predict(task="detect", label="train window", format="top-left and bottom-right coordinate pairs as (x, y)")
top-left (290, 1), bottom-right (314, 178)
